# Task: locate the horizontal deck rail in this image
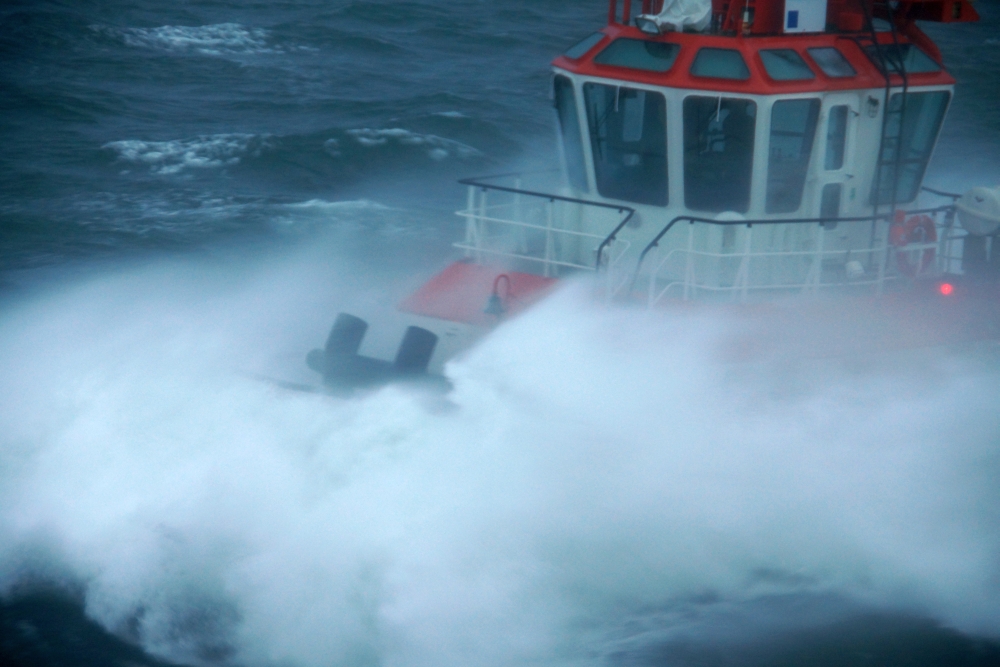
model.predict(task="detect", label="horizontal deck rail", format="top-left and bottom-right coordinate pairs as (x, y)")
top-left (628, 205), bottom-right (956, 281)
top-left (456, 173), bottom-right (962, 306)
top-left (632, 205), bottom-right (957, 304)
top-left (457, 174), bottom-right (635, 282)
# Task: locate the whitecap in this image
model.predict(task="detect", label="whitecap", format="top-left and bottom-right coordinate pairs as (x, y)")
top-left (285, 199), bottom-right (391, 212)
top-left (118, 23), bottom-right (273, 55)
top-left (104, 134), bottom-right (268, 175)
top-left (346, 128), bottom-right (482, 160)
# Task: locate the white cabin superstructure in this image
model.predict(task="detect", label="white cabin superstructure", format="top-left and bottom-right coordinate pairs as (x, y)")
top-left (307, 0), bottom-right (1000, 389)
top-left (454, 0), bottom-right (975, 303)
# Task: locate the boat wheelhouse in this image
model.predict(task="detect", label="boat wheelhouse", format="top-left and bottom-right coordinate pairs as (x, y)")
top-left (308, 0), bottom-right (1000, 388)
top-left (457, 0), bottom-right (980, 302)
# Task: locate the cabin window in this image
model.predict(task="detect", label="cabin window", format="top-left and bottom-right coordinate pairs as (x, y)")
top-left (593, 38), bottom-right (680, 73)
top-left (564, 32), bottom-right (606, 60)
top-left (554, 75), bottom-right (588, 192)
top-left (690, 48), bottom-right (750, 80)
top-left (584, 83), bottom-right (668, 205)
top-left (863, 44), bottom-right (941, 75)
top-left (824, 105), bottom-right (849, 170)
top-left (871, 90), bottom-right (950, 204)
top-left (767, 98), bottom-right (820, 213)
top-left (760, 49), bottom-right (815, 81)
top-left (807, 47), bottom-right (856, 77)
top-left (683, 96), bottom-right (756, 213)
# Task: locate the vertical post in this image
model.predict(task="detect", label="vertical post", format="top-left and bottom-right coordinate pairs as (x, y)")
top-left (876, 218), bottom-right (888, 295)
top-left (606, 237), bottom-right (615, 303)
top-left (608, 0), bottom-right (618, 25)
top-left (464, 185), bottom-right (476, 259)
top-left (808, 223), bottom-right (825, 293)
top-left (937, 208), bottom-right (953, 274)
top-left (647, 247), bottom-right (657, 308)
top-left (544, 199), bottom-right (555, 277)
top-left (683, 222), bottom-right (695, 301)
top-left (514, 177), bottom-right (527, 254)
top-left (938, 210), bottom-right (949, 273)
top-left (736, 224), bottom-right (753, 303)
top-left (477, 187), bottom-right (488, 264)
top-left (623, 0), bottom-right (632, 24)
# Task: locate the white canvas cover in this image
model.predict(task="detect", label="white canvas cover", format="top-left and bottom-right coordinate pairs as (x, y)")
top-left (637, 0), bottom-right (712, 32)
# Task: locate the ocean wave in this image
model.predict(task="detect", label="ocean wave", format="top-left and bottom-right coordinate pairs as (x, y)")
top-left (104, 134), bottom-right (271, 175)
top-left (115, 23), bottom-right (273, 55)
top-left (1, 274), bottom-right (999, 666)
top-left (285, 199), bottom-right (391, 211)
top-left (344, 128), bottom-right (481, 161)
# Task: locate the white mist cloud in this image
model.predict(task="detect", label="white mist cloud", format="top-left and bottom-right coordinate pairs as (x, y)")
top-left (0, 255), bottom-right (998, 667)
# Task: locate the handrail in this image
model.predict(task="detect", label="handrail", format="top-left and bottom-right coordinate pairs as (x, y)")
top-left (459, 169), bottom-right (559, 183)
top-left (647, 242), bottom-right (893, 304)
top-left (636, 206), bottom-right (955, 269)
top-left (900, 204), bottom-right (958, 216)
top-left (633, 213), bottom-right (894, 285)
top-left (595, 213), bottom-right (638, 271)
top-left (921, 185), bottom-right (961, 200)
top-left (458, 175), bottom-right (636, 271)
top-left (458, 176), bottom-right (634, 216)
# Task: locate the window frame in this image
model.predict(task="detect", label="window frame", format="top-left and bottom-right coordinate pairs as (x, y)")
top-left (553, 74), bottom-right (589, 193)
top-left (682, 94), bottom-right (757, 213)
top-left (870, 89), bottom-right (951, 205)
top-left (806, 47), bottom-right (856, 78)
top-left (593, 38), bottom-right (681, 73)
top-left (759, 49), bottom-right (816, 81)
top-left (583, 81), bottom-right (669, 206)
top-left (765, 97), bottom-right (821, 214)
top-left (690, 48), bottom-right (751, 81)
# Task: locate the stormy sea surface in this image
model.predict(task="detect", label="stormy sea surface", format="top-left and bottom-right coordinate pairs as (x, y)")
top-left (2, 1), bottom-right (1000, 666)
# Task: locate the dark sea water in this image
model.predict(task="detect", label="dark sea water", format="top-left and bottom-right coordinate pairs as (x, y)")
top-left (2, 1), bottom-right (1000, 666)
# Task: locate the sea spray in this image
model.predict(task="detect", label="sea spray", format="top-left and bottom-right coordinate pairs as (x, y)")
top-left (1, 254), bottom-right (998, 666)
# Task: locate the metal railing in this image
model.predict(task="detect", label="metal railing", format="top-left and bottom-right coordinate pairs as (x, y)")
top-left (455, 175), bottom-right (635, 292)
top-left (916, 186), bottom-right (965, 274)
top-left (453, 174), bottom-right (964, 307)
top-left (621, 205), bottom-right (957, 306)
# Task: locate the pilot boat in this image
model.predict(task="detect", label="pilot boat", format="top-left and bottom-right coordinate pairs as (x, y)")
top-left (307, 0), bottom-right (1000, 389)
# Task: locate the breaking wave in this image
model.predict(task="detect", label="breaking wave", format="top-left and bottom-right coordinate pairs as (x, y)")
top-left (115, 23), bottom-right (274, 55)
top-left (104, 134), bottom-right (272, 175)
top-left (339, 128), bottom-right (482, 161)
top-left (101, 128), bottom-right (480, 179)
top-left (0, 255), bottom-right (998, 666)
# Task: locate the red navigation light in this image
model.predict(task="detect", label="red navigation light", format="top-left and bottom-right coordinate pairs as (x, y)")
top-left (939, 282), bottom-right (955, 296)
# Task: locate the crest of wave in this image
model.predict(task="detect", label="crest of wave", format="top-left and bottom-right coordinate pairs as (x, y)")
top-left (119, 23), bottom-right (273, 55)
top-left (104, 134), bottom-right (270, 175)
top-left (0, 256), bottom-right (997, 667)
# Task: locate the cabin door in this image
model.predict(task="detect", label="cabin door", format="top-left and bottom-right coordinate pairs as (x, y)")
top-left (814, 93), bottom-right (860, 223)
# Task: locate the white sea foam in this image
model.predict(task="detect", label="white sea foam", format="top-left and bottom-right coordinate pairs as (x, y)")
top-left (0, 254), bottom-right (998, 667)
top-left (104, 134), bottom-right (266, 175)
top-left (346, 128), bottom-right (481, 160)
top-left (118, 23), bottom-right (273, 55)
top-left (286, 199), bottom-right (392, 212)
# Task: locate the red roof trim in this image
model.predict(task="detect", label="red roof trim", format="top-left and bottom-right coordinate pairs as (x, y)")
top-left (552, 25), bottom-right (954, 95)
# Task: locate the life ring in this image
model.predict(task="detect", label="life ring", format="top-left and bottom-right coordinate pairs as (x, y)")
top-left (889, 214), bottom-right (937, 276)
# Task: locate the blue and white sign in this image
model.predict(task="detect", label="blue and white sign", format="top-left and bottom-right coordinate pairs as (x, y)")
top-left (784, 0), bottom-right (827, 32)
